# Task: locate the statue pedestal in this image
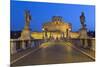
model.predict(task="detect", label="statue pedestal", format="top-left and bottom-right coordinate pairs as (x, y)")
top-left (19, 28), bottom-right (31, 49)
top-left (79, 28), bottom-right (87, 38)
top-left (20, 28), bottom-right (31, 40)
top-left (79, 28), bottom-right (88, 48)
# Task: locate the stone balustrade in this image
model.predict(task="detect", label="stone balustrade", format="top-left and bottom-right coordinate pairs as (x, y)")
top-left (10, 38), bottom-right (95, 55)
top-left (10, 39), bottom-right (44, 55)
top-left (71, 38), bottom-right (95, 51)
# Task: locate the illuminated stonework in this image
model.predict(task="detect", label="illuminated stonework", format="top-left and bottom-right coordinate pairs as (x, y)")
top-left (31, 16), bottom-right (79, 39)
top-left (43, 16), bottom-right (71, 32)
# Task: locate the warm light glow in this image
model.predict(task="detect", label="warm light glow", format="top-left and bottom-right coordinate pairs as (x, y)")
top-left (31, 16), bottom-right (80, 39)
top-left (42, 28), bottom-right (44, 31)
top-left (31, 32), bottom-right (43, 39)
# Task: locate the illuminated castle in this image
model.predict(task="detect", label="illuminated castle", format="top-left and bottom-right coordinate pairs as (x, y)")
top-left (31, 16), bottom-right (79, 39)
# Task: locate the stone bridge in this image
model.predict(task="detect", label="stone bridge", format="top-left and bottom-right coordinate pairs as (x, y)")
top-left (10, 38), bottom-right (95, 66)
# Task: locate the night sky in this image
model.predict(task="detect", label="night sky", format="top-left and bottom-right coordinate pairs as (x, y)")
top-left (11, 1), bottom-right (95, 32)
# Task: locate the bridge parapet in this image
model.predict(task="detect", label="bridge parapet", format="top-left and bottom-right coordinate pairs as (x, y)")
top-left (10, 38), bottom-right (95, 55)
top-left (10, 39), bottom-right (44, 55)
top-left (70, 38), bottom-right (95, 51)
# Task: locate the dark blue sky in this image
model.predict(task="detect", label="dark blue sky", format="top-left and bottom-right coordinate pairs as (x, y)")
top-left (11, 1), bottom-right (95, 32)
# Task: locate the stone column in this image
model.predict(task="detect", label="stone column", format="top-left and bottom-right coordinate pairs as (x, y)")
top-left (80, 38), bottom-right (87, 48)
top-left (66, 29), bottom-right (70, 39)
top-left (31, 41), bottom-right (35, 48)
top-left (83, 39), bottom-right (88, 48)
top-left (79, 39), bottom-right (83, 47)
top-left (22, 40), bottom-right (26, 50)
top-left (91, 38), bottom-right (95, 51)
top-left (79, 29), bottom-right (88, 48)
top-left (42, 31), bottom-right (45, 39)
top-left (49, 32), bottom-right (51, 40)
top-left (28, 40), bottom-right (31, 48)
top-left (10, 40), bottom-right (17, 54)
top-left (44, 30), bottom-right (48, 42)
